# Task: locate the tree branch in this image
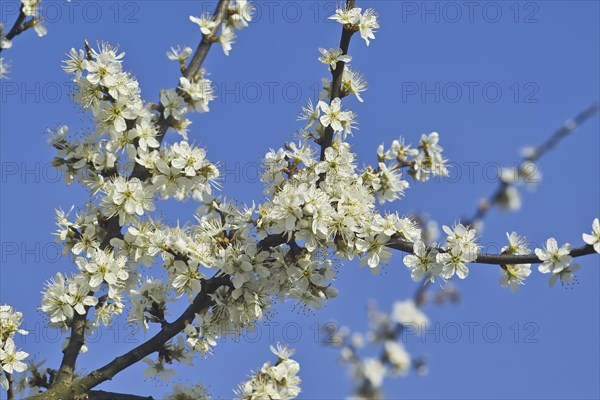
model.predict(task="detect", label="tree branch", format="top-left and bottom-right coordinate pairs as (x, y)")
top-left (54, 213), bottom-right (125, 385)
top-left (0, 4), bottom-right (41, 55)
top-left (131, 0), bottom-right (231, 181)
top-left (183, 0), bottom-right (230, 82)
top-left (388, 239), bottom-right (596, 266)
top-left (31, 274), bottom-right (231, 399)
top-left (1, 7), bottom-right (26, 55)
top-left (255, 230), bottom-right (598, 270)
top-left (319, 0), bottom-right (356, 161)
top-left (5, 372), bottom-right (14, 400)
top-left (52, 2), bottom-right (233, 382)
top-left (54, 310), bottom-right (89, 385)
top-left (87, 390), bottom-right (153, 400)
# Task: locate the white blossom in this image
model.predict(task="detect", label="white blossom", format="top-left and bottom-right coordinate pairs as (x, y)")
top-left (582, 218), bottom-right (600, 253)
top-left (535, 238), bottom-right (572, 274)
top-left (0, 338), bottom-right (28, 374)
top-left (190, 13), bottom-right (217, 35)
top-left (391, 300), bottom-right (429, 329)
top-left (403, 241), bottom-right (440, 282)
top-left (166, 45), bottom-right (193, 62)
top-left (549, 263), bottom-right (580, 287)
top-left (329, 5), bottom-right (361, 25)
top-left (358, 9), bottom-right (379, 46)
top-left (318, 47), bottom-right (352, 70)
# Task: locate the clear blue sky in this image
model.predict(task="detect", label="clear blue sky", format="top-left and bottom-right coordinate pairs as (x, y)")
top-left (1, 1), bottom-right (599, 399)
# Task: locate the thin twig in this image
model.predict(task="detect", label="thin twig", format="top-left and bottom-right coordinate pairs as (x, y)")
top-left (0, 5), bottom-right (38, 55)
top-left (3, 7), bottom-right (26, 39)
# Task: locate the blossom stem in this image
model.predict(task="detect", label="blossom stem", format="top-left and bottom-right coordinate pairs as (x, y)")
top-left (319, 0), bottom-right (356, 161)
top-left (5, 372), bottom-right (14, 400)
top-left (388, 239), bottom-right (596, 266)
top-left (0, 7), bottom-right (26, 55)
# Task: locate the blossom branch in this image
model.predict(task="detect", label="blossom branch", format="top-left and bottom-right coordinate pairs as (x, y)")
top-left (183, 0), bottom-right (230, 81)
top-left (54, 218), bottom-right (124, 385)
top-left (2, 8), bottom-right (27, 48)
top-left (131, 0), bottom-right (230, 181)
top-left (47, 1), bottom-right (234, 391)
top-left (319, 0), bottom-right (356, 161)
top-left (388, 239), bottom-right (596, 266)
top-left (52, 1), bottom-right (232, 382)
top-left (31, 274), bottom-right (231, 399)
top-left (1, 2), bottom-right (46, 57)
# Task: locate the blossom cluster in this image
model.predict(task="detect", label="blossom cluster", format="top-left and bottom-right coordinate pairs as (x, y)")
top-left (164, 383), bottom-right (211, 400)
top-left (259, 138), bottom-right (427, 275)
top-left (494, 160), bottom-right (542, 211)
top-left (0, 305), bottom-right (29, 390)
top-left (235, 344), bottom-right (301, 400)
top-left (189, 0), bottom-right (254, 56)
top-left (56, 42), bottom-right (220, 202)
top-left (328, 300), bottom-right (428, 399)
top-left (403, 223), bottom-right (479, 282)
top-left (0, 0), bottom-right (47, 79)
top-left (3, 1), bottom-right (596, 396)
top-left (329, 4), bottom-right (380, 46)
top-left (498, 232), bottom-right (533, 292)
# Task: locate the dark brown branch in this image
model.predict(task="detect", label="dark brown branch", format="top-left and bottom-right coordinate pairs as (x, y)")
top-left (3, 7), bottom-right (26, 41)
top-left (54, 216), bottom-right (124, 385)
top-left (0, 5), bottom-right (39, 55)
top-left (319, 0), bottom-right (356, 161)
top-left (32, 274), bottom-right (231, 399)
top-left (87, 390), bottom-right (153, 400)
top-left (255, 231), bottom-right (597, 272)
top-left (5, 372), bottom-right (14, 400)
top-left (257, 233), bottom-right (287, 251)
top-left (183, 0), bottom-right (230, 82)
top-left (50, 1), bottom-right (233, 391)
top-left (54, 311), bottom-right (88, 385)
top-left (388, 239), bottom-right (597, 266)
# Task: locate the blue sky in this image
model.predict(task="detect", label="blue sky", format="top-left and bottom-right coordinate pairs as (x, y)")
top-left (1, 1), bottom-right (599, 399)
